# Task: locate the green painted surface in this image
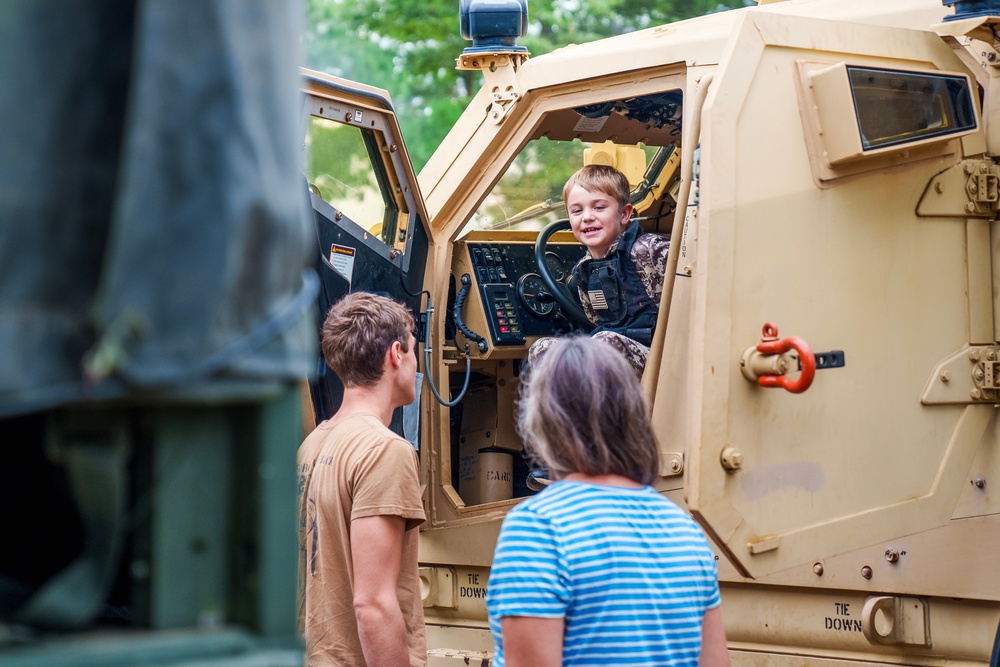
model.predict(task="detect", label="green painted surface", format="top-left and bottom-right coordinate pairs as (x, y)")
top-left (1, 628), bottom-right (302, 667)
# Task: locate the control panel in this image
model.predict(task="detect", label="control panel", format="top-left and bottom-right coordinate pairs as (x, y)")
top-left (467, 242), bottom-right (584, 345)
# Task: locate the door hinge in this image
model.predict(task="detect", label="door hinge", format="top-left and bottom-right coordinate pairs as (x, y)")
top-left (918, 159), bottom-right (1000, 219)
top-left (922, 345), bottom-right (1000, 404)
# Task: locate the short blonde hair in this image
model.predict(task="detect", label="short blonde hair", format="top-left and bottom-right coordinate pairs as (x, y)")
top-left (320, 292), bottom-right (414, 387)
top-left (517, 336), bottom-right (658, 485)
top-left (562, 164), bottom-right (630, 210)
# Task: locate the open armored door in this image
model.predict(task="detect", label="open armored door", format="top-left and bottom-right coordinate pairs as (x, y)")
top-left (656, 12), bottom-right (991, 578)
top-left (300, 71), bottom-right (430, 424)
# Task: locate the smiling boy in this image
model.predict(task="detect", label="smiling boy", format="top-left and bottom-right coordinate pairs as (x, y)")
top-left (529, 164), bottom-right (670, 377)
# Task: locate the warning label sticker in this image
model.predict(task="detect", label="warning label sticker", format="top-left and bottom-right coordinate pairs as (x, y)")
top-left (330, 244), bottom-right (356, 289)
top-left (572, 115), bottom-right (609, 132)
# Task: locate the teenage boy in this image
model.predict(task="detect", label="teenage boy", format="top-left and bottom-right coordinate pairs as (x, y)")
top-left (298, 292), bottom-right (426, 667)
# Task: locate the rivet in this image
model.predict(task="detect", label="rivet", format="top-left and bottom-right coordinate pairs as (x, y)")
top-left (813, 562), bottom-right (824, 576)
top-left (940, 370), bottom-right (951, 383)
top-left (861, 566), bottom-right (873, 580)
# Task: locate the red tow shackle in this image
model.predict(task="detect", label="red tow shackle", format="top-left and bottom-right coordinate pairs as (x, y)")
top-left (745, 322), bottom-right (816, 394)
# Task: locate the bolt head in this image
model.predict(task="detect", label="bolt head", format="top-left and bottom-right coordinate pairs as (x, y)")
top-left (720, 447), bottom-right (743, 472)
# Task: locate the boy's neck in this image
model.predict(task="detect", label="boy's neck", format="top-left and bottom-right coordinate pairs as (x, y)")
top-left (335, 383), bottom-right (396, 426)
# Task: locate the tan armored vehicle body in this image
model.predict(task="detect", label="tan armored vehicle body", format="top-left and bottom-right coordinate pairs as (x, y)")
top-left (302, 0), bottom-right (1000, 663)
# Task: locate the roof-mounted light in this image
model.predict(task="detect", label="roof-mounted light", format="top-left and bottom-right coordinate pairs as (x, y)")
top-left (459, 0), bottom-right (528, 55)
top-left (942, 0), bottom-right (1000, 21)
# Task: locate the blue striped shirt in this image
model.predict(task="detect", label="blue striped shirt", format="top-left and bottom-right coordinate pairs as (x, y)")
top-left (486, 480), bottom-right (721, 667)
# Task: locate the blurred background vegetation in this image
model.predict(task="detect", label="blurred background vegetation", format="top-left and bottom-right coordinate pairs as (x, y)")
top-left (303, 0), bottom-right (751, 173)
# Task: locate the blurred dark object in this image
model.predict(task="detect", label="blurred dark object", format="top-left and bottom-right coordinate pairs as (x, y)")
top-left (0, 0), bottom-right (314, 652)
top-left (0, 0), bottom-right (316, 416)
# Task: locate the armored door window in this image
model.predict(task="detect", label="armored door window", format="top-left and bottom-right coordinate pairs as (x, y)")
top-left (306, 116), bottom-right (396, 242)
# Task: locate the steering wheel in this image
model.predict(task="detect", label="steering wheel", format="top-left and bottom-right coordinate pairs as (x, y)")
top-left (534, 219), bottom-right (594, 330)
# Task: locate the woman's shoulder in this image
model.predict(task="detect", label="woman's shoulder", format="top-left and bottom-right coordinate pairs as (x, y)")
top-left (506, 480), bottom-right (602, 517)
top-left (515, 481), bottom-right (660, 517)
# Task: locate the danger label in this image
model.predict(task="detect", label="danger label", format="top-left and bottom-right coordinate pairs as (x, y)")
top-left (329, 243), bottom-right (356, 288)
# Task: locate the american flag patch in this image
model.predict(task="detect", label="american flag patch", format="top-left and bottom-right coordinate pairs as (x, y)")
top-left (588, 290), bottom-right (609, 310)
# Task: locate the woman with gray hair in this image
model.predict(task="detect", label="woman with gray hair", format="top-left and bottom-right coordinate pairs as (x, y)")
top-left (486, 337), bottom-right (729, 667)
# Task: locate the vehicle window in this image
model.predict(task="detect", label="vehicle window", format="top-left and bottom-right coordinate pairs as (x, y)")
top-left (470, 91), bottom-right (683, 233)
top-left (472, 137), bottom-right (667, 232)
top-left (305, 115), bottom-right (401, 250)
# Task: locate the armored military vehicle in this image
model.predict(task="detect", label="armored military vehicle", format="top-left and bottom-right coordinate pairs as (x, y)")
top-left (304, 0), bottom-right (1000, 664)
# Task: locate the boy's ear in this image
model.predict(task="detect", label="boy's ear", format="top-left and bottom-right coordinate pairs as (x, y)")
top-left (621, 202), bottom-right (634, 222)
top-left (385, 340), bottom-right (403, 370)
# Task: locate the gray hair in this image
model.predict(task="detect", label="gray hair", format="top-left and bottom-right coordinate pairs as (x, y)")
top-left (518, 336), bottom-right (659, 485)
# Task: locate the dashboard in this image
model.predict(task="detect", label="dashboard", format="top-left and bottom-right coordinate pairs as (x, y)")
top-left (464, 240), bottom-right (585, 347)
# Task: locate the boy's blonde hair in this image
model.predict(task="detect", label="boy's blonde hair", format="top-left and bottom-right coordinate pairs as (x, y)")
top-left (562, 164), bottom-right (630, 210)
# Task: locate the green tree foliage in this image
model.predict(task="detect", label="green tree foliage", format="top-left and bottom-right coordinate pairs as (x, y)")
top-left (304, 0), bottom-right (749, 172)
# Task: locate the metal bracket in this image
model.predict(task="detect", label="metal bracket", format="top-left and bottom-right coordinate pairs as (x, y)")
top-left (862, 596), bottom-right (931, 647)
top-left (660, 452), bottom-right (684, 477)
top-left (456, 52), bottom-right (527, 124)
top-left (918, 159), bottom-right (1000, 218)
top-left (922, 345), bottom-right (1000, 404)
top-left (933, 15), bottom-right (1000, 53)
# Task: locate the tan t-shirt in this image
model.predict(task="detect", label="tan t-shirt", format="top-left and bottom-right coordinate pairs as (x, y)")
top-left (298, 413), bottom-right (426, 666)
